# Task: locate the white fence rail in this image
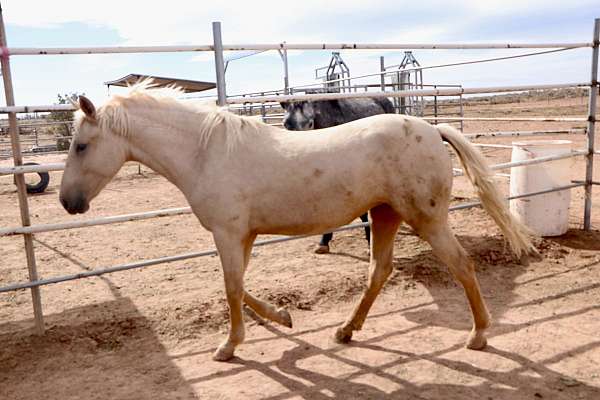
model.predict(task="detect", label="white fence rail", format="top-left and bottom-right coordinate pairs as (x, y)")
top-left (1, 42), bottom-right (592, 57)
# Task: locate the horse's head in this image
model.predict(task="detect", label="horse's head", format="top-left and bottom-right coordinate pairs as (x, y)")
top-left (281, 101), bottom-right (316, 131)
top-left (59, 96), bottom-right (129, 214)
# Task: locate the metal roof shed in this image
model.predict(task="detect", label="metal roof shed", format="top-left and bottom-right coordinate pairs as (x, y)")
top-left (104, 74), bottom-right (216, 93)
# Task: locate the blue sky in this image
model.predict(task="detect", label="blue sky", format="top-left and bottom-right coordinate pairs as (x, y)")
top-left (2, 0), bottom-right (599, 107)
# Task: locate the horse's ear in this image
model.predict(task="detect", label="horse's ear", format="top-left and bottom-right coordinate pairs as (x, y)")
top-left (78, 95), bottom-right (96, 120)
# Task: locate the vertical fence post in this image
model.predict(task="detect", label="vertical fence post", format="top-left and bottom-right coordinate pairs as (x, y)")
top-left (433, 85), bottom-right (438, 125)
top-left (0, 4), bottom-right (45, 334)
top-left (460, 94), bottom-right (465, 132)
top-left (379, 56), bottom-right (386, 91)
top-left (282, 48), bottom-right (290, 95)
top-left (584, 18), bottom-right (599, 231)
top-left (212, 21), bottom-right (227, 107)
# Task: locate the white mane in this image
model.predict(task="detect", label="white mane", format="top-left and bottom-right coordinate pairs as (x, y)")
top-left (77, 79), bottom-right (263, 152)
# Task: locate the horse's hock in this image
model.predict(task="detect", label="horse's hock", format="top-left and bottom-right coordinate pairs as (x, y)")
top-left (509, 140), bottom-right (574, 236)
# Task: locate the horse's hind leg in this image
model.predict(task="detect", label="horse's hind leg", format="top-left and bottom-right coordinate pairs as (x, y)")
top-left (420, 222), bottom-right (490, 350)
top-left (212, 230), bottom-right (247, 361)
top-left (241, 234), bottom-right (293, 328)
top-left (335, 204), bottom-right (402, 343)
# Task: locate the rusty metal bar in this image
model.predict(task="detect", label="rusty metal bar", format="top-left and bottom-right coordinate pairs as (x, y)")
top-left (0, 4), bottom-right (44, 334)
top-left (464, 129), bottom-right (585, 139)
top-left (584, 18), bottom-right (600, 230)
top-left (424, 116), bottom-right (588, 122)
top-left (0, 206), bottom-right (193, 237)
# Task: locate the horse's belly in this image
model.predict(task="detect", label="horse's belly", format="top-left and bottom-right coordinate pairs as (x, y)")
top-left (253, 212), bottom-right (366, 236)
top-left (251, 190), bottom-right (376, 236)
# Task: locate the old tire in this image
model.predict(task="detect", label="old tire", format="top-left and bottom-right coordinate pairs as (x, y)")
top-left (13, 162), bottom-right (50, 194)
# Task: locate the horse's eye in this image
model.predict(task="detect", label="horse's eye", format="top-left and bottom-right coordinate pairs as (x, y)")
top-left (76, 143), bottom-right (87, 153)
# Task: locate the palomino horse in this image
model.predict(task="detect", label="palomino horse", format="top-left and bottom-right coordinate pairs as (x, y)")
top-left (60, 82), bottom-right (537, 361)
top-left (282, 97), bottom-right (396, 254)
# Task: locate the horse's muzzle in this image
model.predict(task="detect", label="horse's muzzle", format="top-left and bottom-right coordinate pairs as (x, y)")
top-left (60, 192), bottom-right (89, 214)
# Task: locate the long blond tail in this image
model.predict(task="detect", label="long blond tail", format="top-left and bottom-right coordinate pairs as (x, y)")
top-left (437, 124), bottom-right (537, 258)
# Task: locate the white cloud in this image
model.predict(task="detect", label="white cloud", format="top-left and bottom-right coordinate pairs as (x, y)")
top-left (2, 0), bottom-right (596, 107)
top-left (3, 0), bottom-right (389, 43)
top-left (5, 0), bottom-right (596, 45)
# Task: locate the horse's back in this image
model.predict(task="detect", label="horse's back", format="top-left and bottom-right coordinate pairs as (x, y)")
top-left (235, 115), bottom-right (453, 234)
top-left (332, 114), bottom-right (454, 224)
top-left (290, 113), bottom-right (453, 197)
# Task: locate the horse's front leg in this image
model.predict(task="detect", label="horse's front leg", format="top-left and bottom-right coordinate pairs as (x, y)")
top-left (241, 234), bottom-right (293, 328)
top-left (212, 230), bottom-right (247, 361)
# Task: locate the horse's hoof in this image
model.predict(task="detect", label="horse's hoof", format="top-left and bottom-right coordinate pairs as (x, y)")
top-left (213, 343), bottom-right (235, 361)
top-left (334, 327), bottom-right (353, 344)
top-left (314, 245), bottom-right (330, 254)
top-left (277, 308), bottom-right (293, 328)
top-left (466, 330), bottom-right (487, 350)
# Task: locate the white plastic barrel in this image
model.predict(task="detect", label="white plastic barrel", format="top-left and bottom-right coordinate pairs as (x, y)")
top-left (509, 140), bottom-right (573, 236)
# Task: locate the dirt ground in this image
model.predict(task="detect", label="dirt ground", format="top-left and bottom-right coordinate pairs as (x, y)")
top-left (1, 96), bottom-right (600, 399)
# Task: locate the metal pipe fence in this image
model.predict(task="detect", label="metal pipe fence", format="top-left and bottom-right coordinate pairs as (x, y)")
top-left (0, 150), bottom-right (589, 237)
top-left (0, 129), bottom-right (586, 176)
top-left (2, 42), bottom-right (591, 57)
top-left (0, 181), bottom-right (585, 294)
top-left (1, 82), bottom-right (590, 113)
top-left (224, 82), bottom-right (592, 104)
top-left (453, 150), bottom-right (588, 177)
top-left (268, 48), bottom-right (581, 94)
top-left (0, 13), bottom-right (598, 337)
top-left (0, 8), bottom-right (44, 333)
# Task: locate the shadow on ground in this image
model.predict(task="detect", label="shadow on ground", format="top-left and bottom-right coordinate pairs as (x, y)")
top-left (0, 297), bottom-right (197, 400)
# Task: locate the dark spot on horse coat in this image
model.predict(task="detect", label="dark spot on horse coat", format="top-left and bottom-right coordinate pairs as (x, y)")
top-left (416, 135), bottom-right (423, 143)
top-left (430, 198), bottom-right (436, 207)
top-left (313, 168), bottom-right (324, 177)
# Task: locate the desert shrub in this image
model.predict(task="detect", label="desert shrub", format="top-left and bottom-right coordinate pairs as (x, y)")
top-left (47, 93), bottom-right (82, 151)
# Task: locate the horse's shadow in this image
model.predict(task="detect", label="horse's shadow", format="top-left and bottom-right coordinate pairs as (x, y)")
top-left (185, 301), bottom-right (600, 399)
top-left (550, 228), bottom-right (600, 251)
top-left (333, 228), bottom-right (600, 333)
top-left (178, 228), bottom-right (600, 399)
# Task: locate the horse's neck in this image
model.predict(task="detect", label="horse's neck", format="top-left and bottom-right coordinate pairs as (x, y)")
top-left (126, 110), bottom-right (208, 194)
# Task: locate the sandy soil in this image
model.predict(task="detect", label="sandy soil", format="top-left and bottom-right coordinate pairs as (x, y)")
top-left (1, 96), bottom-right (600, 399)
